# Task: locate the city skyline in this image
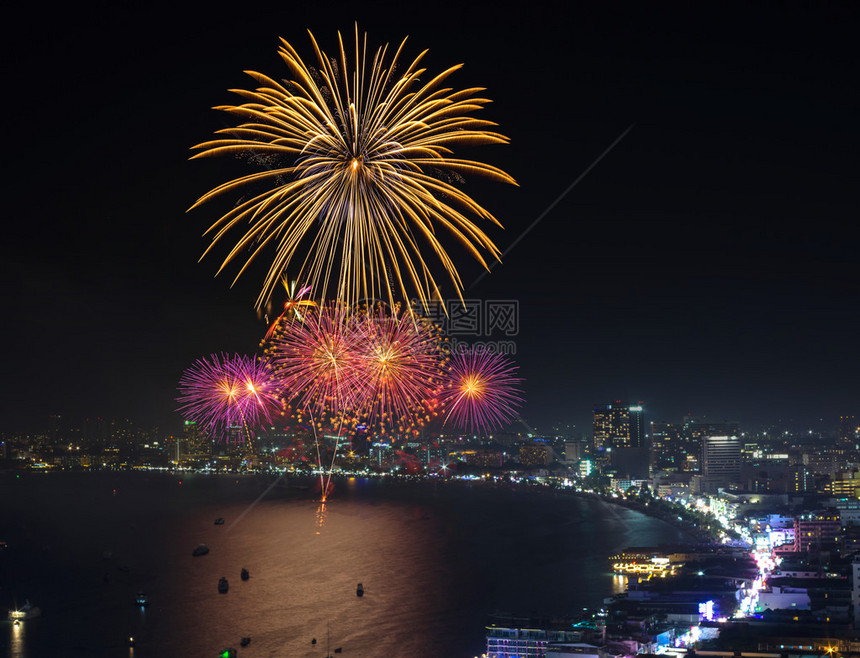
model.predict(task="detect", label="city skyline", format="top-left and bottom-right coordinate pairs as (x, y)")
top-left (4, 2), bottom-right (858, 434)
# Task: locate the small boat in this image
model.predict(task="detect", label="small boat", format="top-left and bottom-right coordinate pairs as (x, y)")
top-left (8, 601), bottom-right (41, 621)
top-left (240, 637), bottom-right (251, 647)
top-left (356, 583), bottom-right (364, 597)
top-left (219, 649), bottom-right (237, 658)
top-left (192, 544), bottom-right (210, 557)
top-left (135, 591), bottom-right (149, 607)
top-left (218, 577), bottom-right (229, 594)
top-left (214, 518), bottom-right (225, 525)
top-left (241, 568), bottom-right (250, 581)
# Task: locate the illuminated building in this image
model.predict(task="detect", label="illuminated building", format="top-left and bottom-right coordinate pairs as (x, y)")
top-left (579, 459), bottom-right (593, 477)
top-left (830, 471), bottom-right (860, 498)
top-left (628, 405), bottom-right (645, 448)
top-left (485, 616), bottom-right (601, 658)
top-left (519, 443), bottom-right (553, 467)
top-left (593, 402), bottom-right (646, 451)
top-left (803, 447), bottom-right (848, 477)
top-left (788, 465), bottom-right (813, 493)
top-left (593, 403), bottom-right (626, 450)
top-left (610, 555), bottom-right (680, 577)
top-left (792, 511), bottom-right (841, 552)
top-left (462, 449), bottom-right (504, 468)
top-left (682, 453), bottom-right (700, 473)
top-left (180, 421), bottom-right (212, 462)
top-left (700, 435), bottom-right (741, 494)
top-left (649, 422), bottom-right (683, 470)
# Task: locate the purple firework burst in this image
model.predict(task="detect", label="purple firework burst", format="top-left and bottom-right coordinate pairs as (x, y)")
top-left (177, 353), bottom-right (282, 441)
top-left (439, 347), bottom-right (524, 434)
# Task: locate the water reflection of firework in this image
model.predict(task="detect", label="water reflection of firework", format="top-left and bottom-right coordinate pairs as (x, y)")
top-left (314, 502), bottom-right (329, 535)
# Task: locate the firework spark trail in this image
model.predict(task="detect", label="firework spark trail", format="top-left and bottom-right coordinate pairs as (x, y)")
top-left (190, 25), bottom-right (515, 311)
top-left (439, 346), bottom-right (524, 434)
top-left (264, 278), bottom-right (316, 338)
top-left (269, 304), bottom-right (365, 498)
top-left (322, 413), bottom-right (348, 501)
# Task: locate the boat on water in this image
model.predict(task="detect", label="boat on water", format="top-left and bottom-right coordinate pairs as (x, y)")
top-left (214, 518), bottom-right (225, 525)
top-left (241, 568), bottom-right (249, 581)
top-left (240, 637), bottom-right (251, 647)
top-left (8, 601), bottom-right (41, 621)
top-left (218, 577), bottom-right (229, 594)
top-left (135, 591), bottom-right (149, 607)
top-left (192, 544), bottom-right (210, 557)
top-left (219, 649), bottom-right (237, 658)
top-left (356, 583), bottom-right (364, 597)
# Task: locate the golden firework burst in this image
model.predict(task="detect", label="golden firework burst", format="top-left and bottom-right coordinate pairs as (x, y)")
top-left (190, 25), bottom-right (516, 310)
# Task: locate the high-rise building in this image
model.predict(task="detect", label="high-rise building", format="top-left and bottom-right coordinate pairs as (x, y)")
top-left (628, 405), bottom-right (646, 448)
top-left (593, 403), bottom-right (627, 451)
top-left (701, 435), bottom-right (741, 494)
top-left (181, 421), bottom-right (212, 462)
top-left (593, 402), bottom-right (646, 450)
top-left (650, 422), bottom-right (684, 470)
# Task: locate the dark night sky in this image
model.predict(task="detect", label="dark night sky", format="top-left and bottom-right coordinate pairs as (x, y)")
top-left (3, 2), bottom-right (858, 435)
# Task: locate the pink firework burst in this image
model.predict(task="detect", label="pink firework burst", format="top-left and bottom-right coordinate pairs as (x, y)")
top-left (177, 353), bottom-right (282, 441)
top-left (439, 347), bottom-right (524, 434)
top-left (353, 307), bottom-right (444, 434)
top-left (269, 304), bottom-right (364, 421)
